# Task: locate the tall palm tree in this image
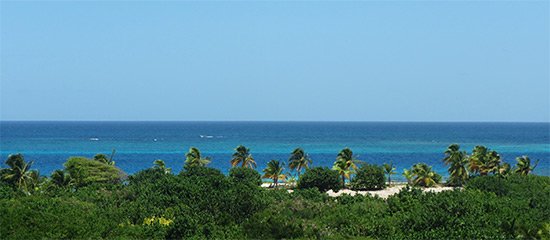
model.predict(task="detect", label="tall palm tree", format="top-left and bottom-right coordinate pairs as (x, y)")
top-left (515, 156), bottom-right (539, 175)
top-left (288, 148), bottom-right (312, 174)
top-left (262, 160), bottom-right (286, 188)
top-left (230, 145), bottom-right (256, 169)
top-left (403, 168), bottom-right (414, 185)
top-left (411, 163), bottom-right (441, 187)
top-left (442, 144), bottom-right (469, 186)
top-left (332, 148), bottom-right (361, 188)
top-left (499, 162), bottom-right (512, 177)
top-left (153, 159), bottom-right (171, 174)
top-left (468, 145), bottom-right (487, 174)
top-left (486, 150), bottom-right (502, 174)
top-left (333, 159), bottom-right (352, 189)
top-left (383, 162), bottom-right (396, 186)
top-left (1, 154), bottom-right (38, 192)
top-left (185, 147), bottom-right (211, 167)
top-left (468, 146), bottom-right (501, 176)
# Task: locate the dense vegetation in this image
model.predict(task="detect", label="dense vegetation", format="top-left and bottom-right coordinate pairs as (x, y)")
top-left (296, 167), bottom-right (342, 192)
top-left (0, 145), bottom-right (548, 239)
top-left (351, 164), bottom-right (386, 190)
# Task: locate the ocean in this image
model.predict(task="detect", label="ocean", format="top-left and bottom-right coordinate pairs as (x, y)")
top-left (0, 121), bottom-right (548, 181)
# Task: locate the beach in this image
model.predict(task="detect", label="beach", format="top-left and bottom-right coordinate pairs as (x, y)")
top-left (262, 183), bottom-right (457, 199)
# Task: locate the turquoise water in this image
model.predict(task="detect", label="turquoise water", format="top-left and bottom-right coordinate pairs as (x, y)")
top-left (0, 121), bottom-right (548, 181)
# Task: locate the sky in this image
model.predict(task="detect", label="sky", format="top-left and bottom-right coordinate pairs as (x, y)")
top-left (0, 1), bottom-right (548, 122)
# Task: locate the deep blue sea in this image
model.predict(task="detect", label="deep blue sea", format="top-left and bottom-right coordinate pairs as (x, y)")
top-left (0, 121), bottom-right (549, 181)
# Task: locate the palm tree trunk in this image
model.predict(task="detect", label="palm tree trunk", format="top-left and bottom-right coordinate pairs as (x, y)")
top-left (342, 174), bottom-right (346, 189)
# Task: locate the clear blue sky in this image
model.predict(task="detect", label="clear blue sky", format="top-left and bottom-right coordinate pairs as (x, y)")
top-left (1, 1), bottom-right (548, 122)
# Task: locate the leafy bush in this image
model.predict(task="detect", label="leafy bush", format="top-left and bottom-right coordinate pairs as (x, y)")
top-left (122, 166), bottom-right (267, 239)
top-left (292, 188), bottom-right (330, 202)
top-left (351, 164), bottom-right (386, 190)
top-left (64, 157), bottom-right (125, 187)
top-left (465, 175), bottom-right (510, 196)
top-left (0, 182), bottom-right (16, 199)
top-left (466, 174), bottom-right (550, 198)
top-left (386, 188), bottom-right (505, 238)
top-left (0, 196), bottom-right (120, 239)
top-left (229, 167), bottom-right (262, 186)
top-left (179, 165), bottom-right (224, 178)
top-left (297, 167), bottom-right (342, 192)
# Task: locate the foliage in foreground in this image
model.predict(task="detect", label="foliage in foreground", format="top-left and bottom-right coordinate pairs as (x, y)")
top-left (1, 166), bottom-right (548, 239)
top-left (229, 167), bottom-right (262, 186)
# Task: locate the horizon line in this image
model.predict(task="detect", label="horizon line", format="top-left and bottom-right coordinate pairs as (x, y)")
top-left (0, 120), bottom-right (549, 124)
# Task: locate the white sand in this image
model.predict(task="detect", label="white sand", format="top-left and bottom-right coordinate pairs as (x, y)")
top-left (326, 185), bottom-right (457, 199)
top-left (261, 183), bottom-right (291, 188)
top-left (260, 182), bottom-right (457, 199)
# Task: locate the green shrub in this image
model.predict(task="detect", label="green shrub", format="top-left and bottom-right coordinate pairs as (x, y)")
top-left (243, 204), bottom-right (305, 239)
top-left (297, 167), bottom-right (342, 192)
top-left (317, 195), bottom-right (391, 238)
top-left (351, 164), bottom-right (386, 190)
top-left (466, 174), bottom-right (550, 198)
top-left (464, 174), bottom-right (550, 239)
top-left (64, 157), bottom-right (125, 187)
top-left (122, 166), bottom-right (267, 239)
top-left (387, 188), bottom-right (504, 238)
top-left (292, 188), bottom-right (330, 202)
top-left (229, 167), bottom-right (262, 186)
top-left (127, 168), bottom-right (168, 184)
top-left (0, 182), bottom-right (16, 199)
top-left (0, 196), bottom-right (119, 239)
top-left (179, 165), bottom-right (224, 178)
top-left (465, 175), bottom-right (510, 196)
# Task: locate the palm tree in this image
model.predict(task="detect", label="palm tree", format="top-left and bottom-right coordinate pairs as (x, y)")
top-left (185, 147), bottom-right (211, 167)
top-left (468, 145), bottom-right (486, 174)
top-left (262, 160), bottom-right (286, 188)
top-left (51, 169), bottom-right (72, 187)
top-left (332, 148), bottom-right (361, 188)
top-left (333, 159), bottom-right (352, 189)
top-left (499, 162), bottom-right (512, 177)
top-left (1, 154), bottom-right (38, 192)
top-left (383, 162), bottom-right (396, 186)
top-left (442, 144), bottom-right (469, 186)
top-left (411, 163), bottom-right (441, 187)
top-left (288, 148), bottom-right (312, 174)
top-left (515, 156), bottom-right (539, 175)
top-left (403, 168), bottom-right (414, 185)
top-left (230, 145), bottom-right (256, 169)
top-left (93, 149), bottom-right (116, 165)
top-left (94, 154), bottom-right (108, 161)
top-left (153, 159), bottom-right (171, 174)
top-left (486, 150), bottom-right (502, 174)
top-left (468, 146), bottom-right (501, 176)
